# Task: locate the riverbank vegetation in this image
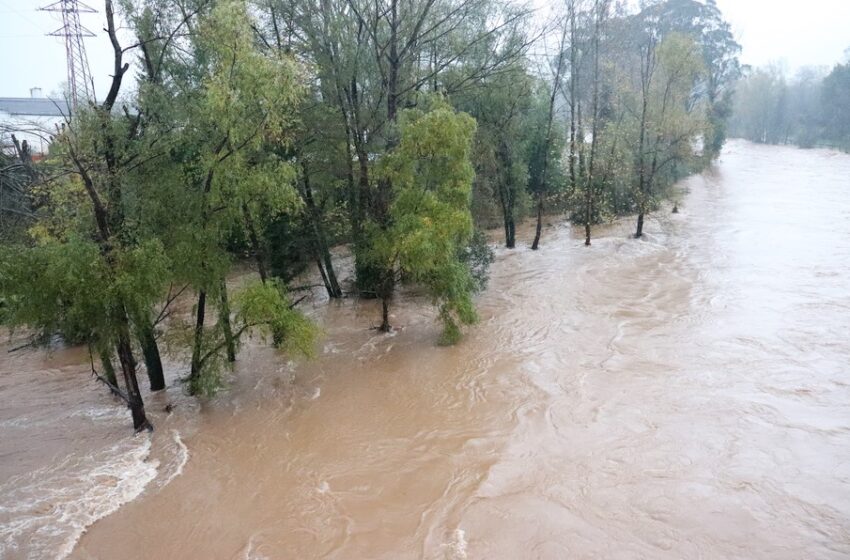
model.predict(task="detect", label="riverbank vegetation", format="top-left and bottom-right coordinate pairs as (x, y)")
top-left (0, 0), bottom-right (741, 430)
top-left (730, 57), bottom-right (850, 151)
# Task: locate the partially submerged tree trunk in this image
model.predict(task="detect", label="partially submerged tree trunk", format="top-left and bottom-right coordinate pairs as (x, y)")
top-left (496, 140), bottom-right (517, 249)
top-left (584, 0), bottom-right (606, 247)
top-left (115, 324), bottom-right (150, 432)
top-left (137, 318), bottom-right (165, 391)
top-left (380, 295), bottom-right (391, 332)
top-left (532, 7), bottom-right (570, 251)
top-left (301, 162), bottom-right (342, 298)
top-left (531, 199), bottom-right (544, 250)
top-left (190, 290), bottom-right (206, 383)
top-left (219, 279), bottom-right (236, 363)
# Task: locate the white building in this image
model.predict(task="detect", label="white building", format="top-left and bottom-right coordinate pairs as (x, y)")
top-left (0, 88), bottom-right (69, 159)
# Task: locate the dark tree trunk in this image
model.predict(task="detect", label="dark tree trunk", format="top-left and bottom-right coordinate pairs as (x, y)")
top-left (380, 296), bottom-right (391, 332)
top-left (116, 326), bottom-right (150, 432)
top-left (506, 218), bottom-right (516, 249)
top-left (635, 213), bottom-right (645, 238)
top-left (315, 257), bottom-right (332, 296)
top-left (301, 162), bottom-right (342, 298)
top-left (137, 319), bottom-right (165, 391)
top-left (190, 290), bottom-right (206, 384)
top-left (218, 279), bottom-right (236, 363)
top-left (66, 0), bottom-right (149, 431)
top-left (531, 196), bottom-right (544, 251)
top-left (532, 11), bottom-right (569, 251)
top-left (584, 0), bottom-right (605, 248)
top-left (370, 1), bottom-right (401, 326)
top-left (496, 140), bottom-right (516, 249)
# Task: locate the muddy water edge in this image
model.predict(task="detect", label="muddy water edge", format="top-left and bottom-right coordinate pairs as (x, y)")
top-left (1, 140), bottom-right (849, 559)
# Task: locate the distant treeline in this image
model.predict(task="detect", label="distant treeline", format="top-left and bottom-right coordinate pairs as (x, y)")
top-left (730, 59), bottom-right (850, 151)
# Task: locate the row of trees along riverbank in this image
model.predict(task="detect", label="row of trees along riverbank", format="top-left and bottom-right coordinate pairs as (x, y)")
top-left (730, 58), bottom-right (850, 151)
top-left (0, 0), bottom-right (740, 431)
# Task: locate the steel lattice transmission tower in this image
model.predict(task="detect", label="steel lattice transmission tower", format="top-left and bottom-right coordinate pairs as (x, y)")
top-left (40, 0), bottom-right (97, 111)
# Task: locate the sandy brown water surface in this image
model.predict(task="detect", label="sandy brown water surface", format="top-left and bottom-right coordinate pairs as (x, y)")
top-left (2, 140), bottom-right (850, 559)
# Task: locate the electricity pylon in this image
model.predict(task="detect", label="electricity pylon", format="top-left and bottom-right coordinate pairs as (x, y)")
top-left (40, 0), bottom-right (97, 111)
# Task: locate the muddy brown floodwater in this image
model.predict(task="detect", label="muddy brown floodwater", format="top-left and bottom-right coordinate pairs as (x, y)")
top-left (2, 140), bottom-right (850, 559)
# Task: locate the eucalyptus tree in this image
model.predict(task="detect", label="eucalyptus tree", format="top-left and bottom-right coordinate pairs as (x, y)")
top-left (628, 31), bottom-right (707, 237)
top-left (529, 6), bottom-right (570, 251)
top-left (644, 0), bottom-right (741, 160)
top-left (570, 0), bottom-right (611, 246)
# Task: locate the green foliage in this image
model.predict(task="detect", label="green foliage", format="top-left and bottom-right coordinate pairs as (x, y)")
top-left (234, 280), bottom-right (318, 356)
top-left (461, 229), bottom-right (495, 293)
top-left (0, 236), bottom-right (169, 346)
top-left (366, 98), bottom-right (480, 343)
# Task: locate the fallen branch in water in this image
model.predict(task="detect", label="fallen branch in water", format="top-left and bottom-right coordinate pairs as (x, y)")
top-left (7, 341), bottom-right (36, 353)
top-left (87, 345), bottom-right (130, 404)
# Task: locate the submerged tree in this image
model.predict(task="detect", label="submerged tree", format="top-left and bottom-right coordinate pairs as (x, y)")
top-left (142, 0), bottom-right (315, 394)
top-left (0, 0), bottom-right (165, 430)
top-left (365, 98), bottom-right (481, 343)
top-left (627, 31), bottom-right (706, 238)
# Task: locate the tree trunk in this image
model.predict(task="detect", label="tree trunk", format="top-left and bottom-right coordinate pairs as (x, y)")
top-left (532, 10), bottom-right (570, 250)
top-left (190, 290), bottom-right (206, 385)
top-left (380, 296), bottom-right (391, 332)
top-left (115, 325), bottom-right (150, 432)
top-left (302, 162), bottom-right (342, 298)
top-left (496, 140), bottom-right (516, 249)
top-left (137, 318), bottom-right (165, 391)
top-left (584, 0), bottom-right (605, 248)
top-left (219, 279), bottom-right (236, 363)
top-left (531, 195), bottom-right (544, 251)
top-left (635, 213), bottom-right (645, 238)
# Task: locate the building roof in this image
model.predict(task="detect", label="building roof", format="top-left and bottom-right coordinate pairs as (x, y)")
top-left (0, 97), bottom-right (69, 117)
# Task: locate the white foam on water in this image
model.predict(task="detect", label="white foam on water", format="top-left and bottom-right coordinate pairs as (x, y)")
top-left (69, 405), bottom-right (129, 423)
top-left (443, 528), bottom-right (468, 560)
top-left (240, 534), bottom-right (271, 560)
top-left (0, 434), bottom-right (159, 560)
top-left (156, 430), bottom-right (190, 490)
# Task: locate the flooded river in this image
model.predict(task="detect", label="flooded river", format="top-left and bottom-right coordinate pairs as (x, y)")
top-left (2, 140), bottom-right (850, 559)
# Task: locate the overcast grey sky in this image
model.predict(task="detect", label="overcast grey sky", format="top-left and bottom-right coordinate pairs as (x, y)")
top-left (1, 0), bottom-right (849, 98)
top-left (714, 0), bottom-right (850, 71)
